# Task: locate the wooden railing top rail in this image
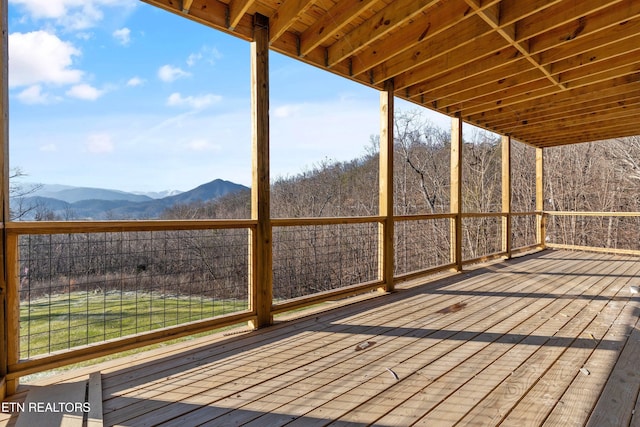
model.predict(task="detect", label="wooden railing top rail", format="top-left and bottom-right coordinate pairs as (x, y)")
top-left (4, 219), bottom-right (257, 234)
top-left (4, 212), bottom-right (548, 236)
top-left (394, 213), bottom-right (455, 221)
top-left (544, 211), bottom-right (640, 217)
top-left (271, 216), bottom-right (385, 226)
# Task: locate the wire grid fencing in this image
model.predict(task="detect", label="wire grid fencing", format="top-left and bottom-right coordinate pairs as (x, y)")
top-left (394, 217), bottom-right (451, 276)
top-left (512, 214), bottom-right (538, 249)
top-left (272, 222), bottom-right (379, 301)
top-left (546, 214), bottom-right (640, 251)
top-left (17, 228), bottom-right (250, 359)
top-left (462, 216), bottom-right (503, 261)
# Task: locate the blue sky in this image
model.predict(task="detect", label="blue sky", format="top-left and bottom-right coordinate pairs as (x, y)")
top-left (8, 0), bottom-right (452, 192)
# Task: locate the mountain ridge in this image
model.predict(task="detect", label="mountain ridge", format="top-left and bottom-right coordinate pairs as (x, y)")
top-left (14, 179), bottom-right (248, 220)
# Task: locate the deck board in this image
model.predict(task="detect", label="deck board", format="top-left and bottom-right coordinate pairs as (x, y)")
top-left (3, 250), bottom-right (640, 427)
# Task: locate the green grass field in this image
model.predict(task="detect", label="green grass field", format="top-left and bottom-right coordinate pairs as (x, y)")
top-left (20, 291), bottom-right (248, 359)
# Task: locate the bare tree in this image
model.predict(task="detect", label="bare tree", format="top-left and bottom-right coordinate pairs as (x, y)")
top-left (10, 167), bottom-right (43, 220)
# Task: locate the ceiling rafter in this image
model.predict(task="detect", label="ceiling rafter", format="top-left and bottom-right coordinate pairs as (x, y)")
top-left (181, 0), bottom-right (194, 14)
top-left (464, 0), bottom-right (566, 90)
top-left (298, 0), bottom-right (382, 58)
top-left (500, 100), bottom-right (640, 133)
top-left (349, 0), bottom-right (473, 77)
top-left (228, 0), bottom-right (256, 30)
top-left (516, 0), bottom-right (625, 42)
top-left (463, 74), bottom-right (640, 118)
top-left (424, 43), bottom-right (640, 111)
top-left (530, 1), bottom-right (640, 56)
top-left (481, 90), bottom-right (640, 128)
top-left (269, 0), bottom-right (316, 43)
top-left (522, 117), bottom-right (640, 145)
top-left (371, 17), bottom-right (502, 85)
top-left (382, 0), bottom-right (570, 91)
top-left (326, 0), bottom-right (440, 68)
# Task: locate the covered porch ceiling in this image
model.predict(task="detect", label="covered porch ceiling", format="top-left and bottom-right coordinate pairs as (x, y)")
top-left (142, 0), bottom-right (640, 148)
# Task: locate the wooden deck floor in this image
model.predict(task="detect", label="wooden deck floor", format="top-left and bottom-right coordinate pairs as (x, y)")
top-left (2, 249), bottom-right (640, 426)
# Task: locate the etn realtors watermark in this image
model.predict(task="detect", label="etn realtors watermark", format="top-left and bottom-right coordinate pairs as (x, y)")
top-left (1, 401), bottom-right (91, 413)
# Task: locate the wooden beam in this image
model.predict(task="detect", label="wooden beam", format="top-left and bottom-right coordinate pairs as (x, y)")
top-left (502, 135), bottom-right (512, 258)
top-left (465, 0), bottom-right (566, 90)
top-left (181, 0), bottom-right (194, 14)
top-left (462, 76), bottom-right (640, 118)
top-left (370, 15), bottom-right (499, 85)
top-left (299, 0), bottom-right (381, 58)
top-left (450, 115), bottom-right (463, 271)
top-left (228, 0), bottom-right (255, 30)
top-left (5, 235), bottom-right (18, 395)
top-left (379, 79), bottom-right (394, 292)
top-left (530, 1), bottom-right (640, 56)
top-left (250, 13), bottom-right (272, 329)
top-left (516, 0), bottom-right (625, 42)
top-left (0, 0), bottom-right (8, 397)
top-left (535, 147), bottom-right (545, 247)
top-left (269, 0), bottom-right (315, 43)
top-left (326, 0), bottom-right (439, 67)
top-left (141, 0), bottom-right (253, 40)
top-left (350, 0), bottom-right (472, 77)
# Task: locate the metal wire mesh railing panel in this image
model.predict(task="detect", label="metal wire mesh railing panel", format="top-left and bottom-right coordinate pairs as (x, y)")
top-left (546, 214), bottom-right (640, 251)
top-left (18, 229), bottom-right (250, 359)
top-left (272, 222), bottom-right (378, 301)
top-left (462, 216), bottom-right (502, 261)
top-left (512, 214), bottom-right (537, 249)
top-left (394, 218), bottom-right (451, 276)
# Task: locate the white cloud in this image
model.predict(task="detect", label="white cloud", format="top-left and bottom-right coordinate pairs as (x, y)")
top-left (112, 27), bottom-right (131, 46)
top-left (10, 0), bottom-right (137, 31)
top-left (126, 77), bottom-right (144, 87)
top-left (166, 92), bottom-right (222, 110)
top-left (66, 83), bottom-right (104, 100)
top-left (86, 133), bottom-right (114, 153)
top-left (17, 85), bottom-right (56, 105)
top-left (158, 65), bottom-right (190, 82)
top-left (187, 139), bottom-right (222, 152)
top-left (186, 53), bottom-right (202, 67)
top-left (186, 46), bottom-right (223, 67)
top-left (9, 31), bottom-right (83, 88)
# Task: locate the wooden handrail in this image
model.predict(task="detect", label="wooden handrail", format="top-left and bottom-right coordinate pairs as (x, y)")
top-left (394, 213), bottom-right (456, 221)
top-left (461, 212), bottom-right (505, 218)
top-left (544, 211), bottom-right (640, 217)
top-left (271, 216), bottom-right (385, 226)
top-left (5, 219), bottom-right (257, 234)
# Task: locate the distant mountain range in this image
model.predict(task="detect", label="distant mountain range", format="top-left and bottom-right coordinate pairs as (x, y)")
top-left (14, 179), bottom-right (249, 220)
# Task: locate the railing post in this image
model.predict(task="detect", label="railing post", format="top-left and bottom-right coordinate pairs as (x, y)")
top-left (502, 135), bottom-right (512, 258)
top-left (0, 0), bottom-right (8, 398)
top-left (450, 115), bottom-right (463, 271)
top-left (536, 147), bottom-right (546, 248)
top-left (249, 13), bottom-right (273, 328)
top-left (378, 79), bottom-right (394, 292)
top-left (5, 234), bottom-right (18, 395)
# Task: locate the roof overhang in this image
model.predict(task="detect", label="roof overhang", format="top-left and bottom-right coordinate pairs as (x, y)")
top-left (142, 0), bottom-right (640, 148)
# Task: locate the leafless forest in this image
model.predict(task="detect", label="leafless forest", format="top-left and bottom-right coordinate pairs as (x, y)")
top-left (16, 112), bottom-right (640, 302)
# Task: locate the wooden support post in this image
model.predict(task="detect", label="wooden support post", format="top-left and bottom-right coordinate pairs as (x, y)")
top-left (450, 115), bottom-right (463, 271)
top-left (0, 0), bottom-right (9, 397)
top-left (502, 135), bottom-right (512, 258)
top-left (536, 147), bottom-right (546, 248)
top-left (378, 79), bottom-right (394, 293)
top-left (5, 235), bottom-right (18, 396)
top-left (249, 13), bottom-right (272, 329)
